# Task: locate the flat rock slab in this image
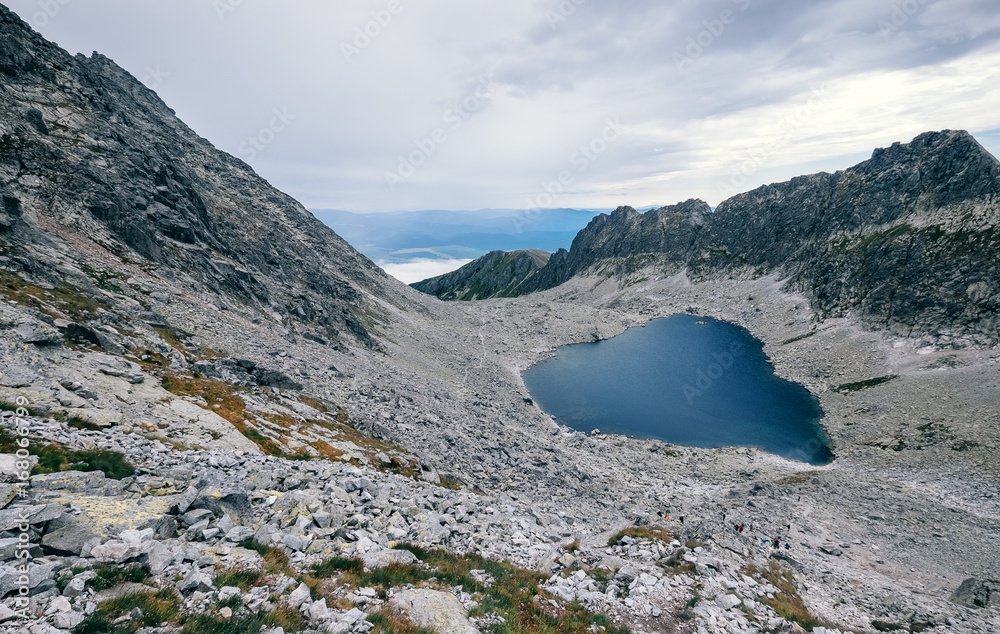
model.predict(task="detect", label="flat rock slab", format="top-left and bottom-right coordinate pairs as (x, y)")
top-left (92, 583), bottom-right (160, 604)
top-left (389, 588), bottom-right (479, 634)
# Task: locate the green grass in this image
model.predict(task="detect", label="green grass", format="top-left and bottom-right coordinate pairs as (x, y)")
top-left (831, 375), bottom-right (899, 393)
top-left (176, 606), bottom-right (303, 634)
top-left (367, 611), bottom-right (436, 634)
top-left (213, 569), bottom-right (263, 592)
top-left (748, 562), bottom-right (825, 631)
top-left (311, 556), bottom-right (363, 577)
top-left (307, 545), bottom-right (629, 634)
top-left (90, 564), bottom-right (150, 592)
top-left (236, 539), bottom-right (293, 575)
top-left (0, 428), bottom-right (134, 479)
top-left (76, 588), bottom-right (179, 634)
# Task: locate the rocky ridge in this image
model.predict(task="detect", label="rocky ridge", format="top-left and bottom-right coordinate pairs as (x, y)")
top-left (412, 250), bottom-right (550, 301)
top-left (417, 132), bottom-right (1000, 346)
top-left (0, 4), bottom-right (393, 349)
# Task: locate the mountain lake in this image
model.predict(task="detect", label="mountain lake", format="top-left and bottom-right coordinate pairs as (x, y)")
top-left (522, 314), bottom-right (834, 465)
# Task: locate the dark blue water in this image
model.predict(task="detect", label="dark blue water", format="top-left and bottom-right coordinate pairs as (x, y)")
top-left (522, 314), bottom-right (833, 465)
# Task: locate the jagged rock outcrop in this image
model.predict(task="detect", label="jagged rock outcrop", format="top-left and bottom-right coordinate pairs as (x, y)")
top-left (0, 4), bottom-right (390, 348)
top-left (411, 249), bottom-right (550, 300)
top-left (423, 131), bottom-right (1000, 344)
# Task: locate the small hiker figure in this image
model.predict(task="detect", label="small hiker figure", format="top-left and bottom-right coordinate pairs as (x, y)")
top-left (679, 516), bottom-right (684, 524)
top-left (738, 524), bottom-right (744, 533)
top-left (784, 543), bottom-right (791, 550)
top-left (773, 537), bottom-right (780, 548)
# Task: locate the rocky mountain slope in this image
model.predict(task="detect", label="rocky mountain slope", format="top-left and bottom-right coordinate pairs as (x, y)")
top-left (417, 132), bottom-right (1000, 346)
top-left (0, 5), bottom-right (393, 350)
top-left (0, 3), bottom-right (998, 633)
top-left (411, 249), bottom-right (550, 300)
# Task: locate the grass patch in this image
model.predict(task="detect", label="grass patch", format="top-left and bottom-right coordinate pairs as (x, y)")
top-left (153, 326), bottom-right (222, 359)
top-left (76, 588), bottom-right (179, 634)
top-left (90, 564), bottom-right (150, 592)
top-left (607, 525), bottom-right (676, 547)
top-left (300, 395), bottom-right (328, 412)
top-left (832, 375), bottom-right (899, 393)
top-left (159, 374), bottom-right (302, 458)
top-left (311, 545), bottom-right (630, 634)
top-left (367, 610), bottom-right (436, 634)
top-left (239, 428), bottom-right (286, 456)
top-left (236, 539), bottom-right (292, 576)
top-left (311, 556), bottom-right (363, 578)
top-left (180, 610), bottom-right (303, 634)
top-left (0, 268), bottom-right (105, 322)
top-left (213, 569), bottom-right (263, 592)
top-left (748, 562), bottom-right (824, 631)
top-left (0, 429), bottom-right (134, 479)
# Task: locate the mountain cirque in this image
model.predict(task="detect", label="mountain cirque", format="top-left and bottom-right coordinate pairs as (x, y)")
top-left (0, 3), bottom-right (998, 634)
top-left (424, 131), bottom-right (1000, 348)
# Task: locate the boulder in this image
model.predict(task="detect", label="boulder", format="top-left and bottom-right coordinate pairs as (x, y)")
top-left (361, 547), bottom-right (418, 571)
top-left (0, 503), bottom-right (63, 531)
top-left (951, 577), bottom-right (999, 608)
top-left (389, 588), bottom-right (480, 634)
top-left (40, 517), bottom-right (103, 556)
top-left (0, 454), bottom-right (36, 479)
top-left (92, 583), bottom-right (159, 604)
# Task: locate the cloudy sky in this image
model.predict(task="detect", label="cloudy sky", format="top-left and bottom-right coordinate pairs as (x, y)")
top-left (8, 0), bottom-right (1000, 213)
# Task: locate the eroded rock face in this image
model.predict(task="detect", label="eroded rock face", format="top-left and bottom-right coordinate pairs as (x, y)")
top-left (0, 4), bottom-right (393, 348)
top-left (412, 249), bottom-right (551, 300)
top-left (426, 132), bottom-right (1000, 345)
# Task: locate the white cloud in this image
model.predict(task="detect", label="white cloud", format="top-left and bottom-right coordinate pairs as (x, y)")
top-left (7, 0), bottom-right (1000, 212)
top-left (377, 258), bottom-right (473, 285)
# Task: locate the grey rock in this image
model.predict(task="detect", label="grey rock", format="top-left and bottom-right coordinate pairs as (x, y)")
top-left (423, 131), bottom-right (1000, 345)
top-left (389, 588), bottom-right (480, 634)
top-left (951, 577), bottom-right (999, 608)
top-left (286, 582), bottom-right (311, 609)
top-left (40, 517), bottom-right (102, 556)
top-left (176, 569), bottom-right (214, 594)
top-left (0, 504), bottom-right (63, 531)
top-left (413, 250), bottom-right (551, 301)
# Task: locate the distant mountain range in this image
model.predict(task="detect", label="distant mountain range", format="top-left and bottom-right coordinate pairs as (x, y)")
top-left (413, 130), bottom-right (1000, 345)
top-left (312, 208), bottom-right (603, 265)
